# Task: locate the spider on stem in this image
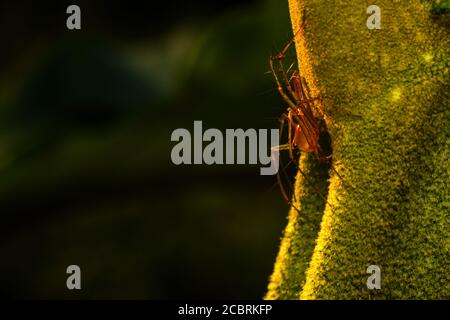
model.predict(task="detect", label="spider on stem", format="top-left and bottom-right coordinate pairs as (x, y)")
top-left (269, 38), bottom-right (345, 210)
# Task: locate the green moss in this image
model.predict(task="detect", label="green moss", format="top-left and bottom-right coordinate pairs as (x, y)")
top-left (265, 152), bottom-right (329, 299)
top-left (267, 0), bottom-right (449, 299)
top-left (428, 0), bottom-right (450, 14)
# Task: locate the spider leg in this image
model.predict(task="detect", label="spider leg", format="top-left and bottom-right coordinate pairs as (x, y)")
top-left (293, 157), bottom-right (334, 211)
top-left (291, 76), bottom-right (321, 133)
top-left (270, 38), bottom-right (300, 103)
top-left (269, 57), bottom-right (298, 110)
top-left (286, 63), bottom-right (296, 81)
top-left (276, 115), bottom-right (300, 206)
top-left (316, 146), bottom-right (355, 191)
top-left (299, 76), bottom-right (331, 119)
top-left (278, 159), bottom-right (298, 204)
top-left (293, 76), bottom-right (321, 123)
top-left (287, 111), bottom-right (295, 162)
top-left (277, 58), bottom-right (299, 101)
top-left (278, 113), bottom-right (291, 159)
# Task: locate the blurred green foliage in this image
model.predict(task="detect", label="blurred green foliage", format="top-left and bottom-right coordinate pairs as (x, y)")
top-left (0, 0), bottom-right (293, 298)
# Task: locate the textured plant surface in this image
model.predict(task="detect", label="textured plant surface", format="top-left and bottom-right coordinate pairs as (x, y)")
top-left (266, 0), bottom-right (449, 299)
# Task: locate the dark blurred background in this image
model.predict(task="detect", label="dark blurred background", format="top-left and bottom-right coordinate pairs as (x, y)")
top-left (0, 0), bottom-right (293, 298)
